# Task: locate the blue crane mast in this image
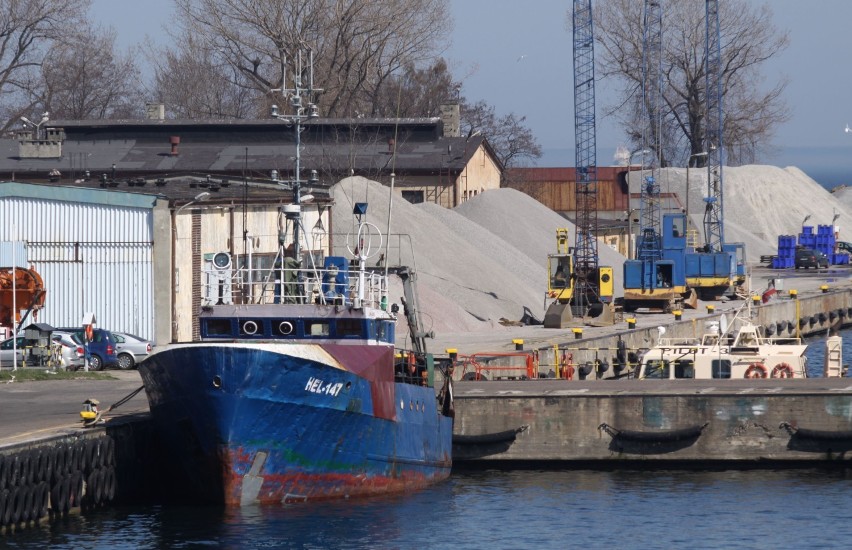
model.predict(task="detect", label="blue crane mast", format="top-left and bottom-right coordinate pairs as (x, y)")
top-left (545, 0), bottom-right (614, 328)
top-left (703, 0), bottom-right (724, 252)
top-left (572, 0), bottom-right (600, 315)
top-left (637, 0), bottom-right (663, 265)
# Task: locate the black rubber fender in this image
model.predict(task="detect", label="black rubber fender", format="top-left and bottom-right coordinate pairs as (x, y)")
top-left (0, 487), bottom-right (8, 526)
top-left (30, 448), bottom-right (44, 483)
top-left (8, 486), bottom-right (21, 525)
top-left (64, 444), bottom-right (75, 475)
top-left (103, 467), bottom-right (116, 502)
top-left (830, 310), bottom-right (838, 322)
top-left (104, 437), bottom-right (116, 467)
top-left (50, 481), bottom-right (61, 515)
top-left (0, 488), bottom-right (10, 526)
top-left (60, 477), bottom-right (71, 513)
top-left (20, 483), bottom-right (33, 523)
top-left (94, 469), bottom-right (105, 505)
top-left (85, 470), bottom-right (99, 507)
top-left (84, 440), bottom-right (98, 474)
top-left (776, 321), bottom-right (785, 333)
top-left (0, 454), bottom-right (7, 491)
top-left (18, 450), bottom-right (31, 486)
top-left (52, 445), bottom-right (67, 483)
top-left (787, 321), bottom-right (795, 332)
top-left (35, 481), bottom-right (48, 519)
top-left (765, 324), bottom-right (775, 336)
top-left (8, 454), bottom-right (21, 488)
top-left (39, 448), bottom-right (53, 483)
top-left (69, 471), bottom-right (83, 510)
top-left (839, 309), bottom-right (847, 318)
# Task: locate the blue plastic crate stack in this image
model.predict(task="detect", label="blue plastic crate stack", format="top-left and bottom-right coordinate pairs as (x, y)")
top-left (774, 226), bottom-right (850, 268)
top-left (773, 234), bottom-right (795, 269)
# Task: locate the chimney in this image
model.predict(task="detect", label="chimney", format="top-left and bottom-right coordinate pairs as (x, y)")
top-left (146, 103), bottom-right (165, 120)
top-left (439, 102), bottom-right (460, 137)
top-left (170, 136), bottom-right (180, 156)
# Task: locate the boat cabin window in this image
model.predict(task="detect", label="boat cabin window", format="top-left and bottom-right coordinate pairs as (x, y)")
top-left (674, 359), bottom-right (694, 379)
top-left (643, 360), bottom-right (669, 379)
top-left (306, 321), bottom-right (330, 336)
top-left (336, 319), bottom-right (363, 338)
top-left (204, 318), bottom-right (233, 336)
top-left (711, 359), bottom-right (732, 379)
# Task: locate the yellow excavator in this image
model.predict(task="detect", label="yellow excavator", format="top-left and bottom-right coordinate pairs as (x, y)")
top-left (544, 229), bottom-right (614, 328)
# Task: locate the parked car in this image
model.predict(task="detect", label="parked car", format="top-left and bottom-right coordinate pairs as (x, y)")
top-left (795, 247), bottom-right (829, 269)
top-left (0, 336), bottom-right (24, 367)
top-left (54, 327), bottom-right (119, 371)
top-left (113, 332), bottom-right (153, 370)
top-left (50, 331), bottom-right (86, 371)
top-left (838, 241), bottom-right (852, 255)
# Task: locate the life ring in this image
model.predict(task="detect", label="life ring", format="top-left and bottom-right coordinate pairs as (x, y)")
top-left (744, 363), bottom-right (768, 379)
top-left (563, 365), bottom-right (575, 380)
top-left (771, 363), bottom-right (794, 378)
top-left (85, 324), bottom-right (94, 342)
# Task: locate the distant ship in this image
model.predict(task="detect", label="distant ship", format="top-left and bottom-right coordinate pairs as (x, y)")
top-left (139, 204), bottom-right (454, 505)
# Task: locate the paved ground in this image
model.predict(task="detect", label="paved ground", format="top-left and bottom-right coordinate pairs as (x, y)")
top-left (0, 370), bottom-right (149, 448)
top-left (429, 264), bottom-right (852, 355)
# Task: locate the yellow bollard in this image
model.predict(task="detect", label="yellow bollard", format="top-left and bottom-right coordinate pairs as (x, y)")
top-left (512, 339), bottom-right (524, 351)
top-left (627, 318), bottom-right (636, 329)
top-left (706, 304), bottom-right (715, 314)
top-left (673, 310), bottom-right (682, 321)
top-left (572, 327), bottom-right (583, 340)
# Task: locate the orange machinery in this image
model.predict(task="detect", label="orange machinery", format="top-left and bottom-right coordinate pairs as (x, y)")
top-left (0, 267), bottom-right (46, 337)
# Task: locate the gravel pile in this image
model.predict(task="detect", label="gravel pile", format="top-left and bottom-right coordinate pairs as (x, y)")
top-left (331, 165), bottom-right (850, 341)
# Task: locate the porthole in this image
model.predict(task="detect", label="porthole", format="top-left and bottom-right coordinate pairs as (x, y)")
top-left (278, 321), bottom-right (294, 335)
top-left (242, 320), bottom-right (258, 335)
top-left (212, 375), bottom-right (222, 389)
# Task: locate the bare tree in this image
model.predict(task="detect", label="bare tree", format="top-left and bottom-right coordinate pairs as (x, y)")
top-left (594, 0), bottom-right (790, 166)
top-left (39, 25), bottom-right (144, 119)
top-left (462, 100), bottom-right (542, 169)
top-left (0, 0), bottom-right (89, 130)
top-left (150, 33), bottom-right (259, 119)
top-left (168, 0), bottom-right (452, 119)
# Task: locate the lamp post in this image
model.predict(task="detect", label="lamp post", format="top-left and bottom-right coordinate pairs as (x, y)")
top-left (686, 151), bottom-right (709, 232)
top-left (20, 112), bottom-right (49, 140)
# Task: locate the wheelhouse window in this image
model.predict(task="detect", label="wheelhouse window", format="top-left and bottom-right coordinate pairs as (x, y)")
top-left (643, 360), bottom-right (669, 379)
top-left (305, 321), bottom-right (329, 336)
top-left (336, 319), bottom-right (363, 338)
top-left (674, 359), bottom-right (694, 379)
top-left (712, 359), bottom-right (732, 379)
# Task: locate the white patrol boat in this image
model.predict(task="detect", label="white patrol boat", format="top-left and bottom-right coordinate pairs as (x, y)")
top-left (637, 307), bottom-right (808, 380)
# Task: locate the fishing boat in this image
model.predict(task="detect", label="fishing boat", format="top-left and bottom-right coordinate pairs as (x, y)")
top-left (138, 203), bottom-right (454, 505)
top-left (637, 304), bottom-right (808, 380)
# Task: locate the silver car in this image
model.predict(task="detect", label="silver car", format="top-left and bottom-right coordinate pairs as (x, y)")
top-left (113, 332), bottom-right (153, 370)
top-left (51, 332), bottom-right (86, 371)
top-left (0, 336), bottom-right (24, 367)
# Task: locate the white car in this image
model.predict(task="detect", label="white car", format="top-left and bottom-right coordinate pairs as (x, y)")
top-left (51, 332), bottom-right (87, 371)
top-left (113, 332), bottom-right (153, 370)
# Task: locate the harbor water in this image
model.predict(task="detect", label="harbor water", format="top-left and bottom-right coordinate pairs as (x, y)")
top-left (5, 468), bottom-right (852, 549)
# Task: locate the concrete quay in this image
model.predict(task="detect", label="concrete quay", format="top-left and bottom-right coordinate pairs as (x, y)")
top-left (452, 378), bottom-right (852, 465)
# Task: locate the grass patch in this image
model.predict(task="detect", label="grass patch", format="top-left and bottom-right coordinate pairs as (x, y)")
top-left (0, 369), bottom-right (116, 382)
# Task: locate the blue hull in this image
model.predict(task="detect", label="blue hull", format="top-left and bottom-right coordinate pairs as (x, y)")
top-left (139, 343), bottom-right (453, 505)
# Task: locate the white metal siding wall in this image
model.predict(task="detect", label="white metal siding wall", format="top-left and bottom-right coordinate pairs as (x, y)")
top-left (0, 197), bottom-right (154, 339)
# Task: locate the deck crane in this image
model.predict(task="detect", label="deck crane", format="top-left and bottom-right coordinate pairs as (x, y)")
top-left (544, 0), bottom-right (614, 328)
top-left (622, 0), bottom-right (694, 312)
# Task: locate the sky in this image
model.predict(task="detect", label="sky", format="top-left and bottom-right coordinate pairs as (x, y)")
top-left (92, 0), bottom-right (852, 187)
